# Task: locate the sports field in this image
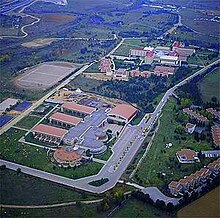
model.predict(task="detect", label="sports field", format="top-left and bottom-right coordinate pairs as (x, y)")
top-left (15, 62), bottom-right (77, 90)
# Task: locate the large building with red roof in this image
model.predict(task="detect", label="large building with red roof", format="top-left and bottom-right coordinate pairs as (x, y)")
top-left (61, 102), bottom-right (96, 117)
top-left (154, 66), bottom-right (175, 77)
top-left (49, 112), bottom-right (81, 128)
top-left (130, 47), bottom-right (154, 57)
top-left (107, 104), bottom-right (138, 124)
top-left (130, 70), bottom-right (151, 78)
top-left (32, 124), bottom-right (68, 145)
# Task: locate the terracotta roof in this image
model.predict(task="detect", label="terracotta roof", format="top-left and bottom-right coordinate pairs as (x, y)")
top-left (176, 149), bottom-right (197, 161)
top-left (33, 124), bottom-right (68, 138)
top-left (154, 66), bottom-right (175, 74)
top-left (183, 108), bottom-right (208, 122)
top-left (108, 104), bottom-right (138, 121)
top-left (169, 181), bottom-right (181, 189)
top-left (54, 147), bottom-right (81, 162)
top-left (206, 108), bottom-right (220, 118)
top-left (179, 178), bottom-right (189, 185)
top-left (193, 168), bottom-right (209, 179)
top-left (50, 112), bottom-right (81, 126)
top-left (211, 125), bottom-right (220, 145)
top-left (62, 102), bottom-right (96, 114)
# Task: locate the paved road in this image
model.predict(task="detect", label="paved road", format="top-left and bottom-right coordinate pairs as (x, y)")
top-left (1, 59), bottom-right (219, 194)
top-left (142, 187), bottom-right (180, 206)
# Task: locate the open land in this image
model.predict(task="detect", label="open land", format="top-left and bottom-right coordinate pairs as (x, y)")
top-left (198, 67), bottom-right (220, 103)
top-left (0, 168), bottom-right (99, 205)
top-left (22, 38), bottom-right (59, 48)
top-left (178, 186), bottom-right (220, 218)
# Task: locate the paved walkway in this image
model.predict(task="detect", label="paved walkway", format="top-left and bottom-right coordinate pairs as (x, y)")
top-left (141, 187), bottom-right (181, 206)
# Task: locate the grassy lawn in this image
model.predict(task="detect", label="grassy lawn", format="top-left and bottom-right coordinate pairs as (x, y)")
top-left (113, 198), bottom-right (177, 218)
top-left (68, 74), bottom-right (104, 92)
top-left (1, 204), bottom-right (102, 218)
top-left (188, 49), bottom-right (219, 66)
top-left (94, 148), bottom-right (112, 161)
top-left (84, 62), bottom-right (100, 73)
top-left (14, 115), bottom-right (42, 129)
top-left (0, 168), bottom-right (99, 205)
top-left (133, 99), bottom-right (213, 188)
top-left (0, 128), bottom-right (103, 180)
top-left (131, 112), bottom-right (145, 125)
top-left (198, 67), bottom-right (220, 103)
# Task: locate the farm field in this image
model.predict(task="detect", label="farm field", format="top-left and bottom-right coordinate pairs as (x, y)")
top-left (0, 168), bottom-right (99, 205)
top-left (179, 8), bottom-right (220, 36)
top-left (133, 99), bottom-right (212, 188)
top-left (198, 67), bottom-right (220, 103)
top-left (178, 186), bottom-right (220, 218)
top-left (169, 26), bottom-right (219, 50)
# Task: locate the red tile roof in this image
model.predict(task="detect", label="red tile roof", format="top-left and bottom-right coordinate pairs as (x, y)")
top-left (176, 149), bottom-right (198, 161)
top-left (108, 104), bottom-right (138, 121)
top-left (206, 108), bottom-right (220, 118)
top-left (154, 66), bottom-right (175, 74)
top-left (211, 125), bottom-right (220, 145)
top-left (183, 108), bottom-right (208, 122)
top-left (62, 102), bottom-right (96, 115)
top-left (54, 147), bottom-right (81, 162)
top-left (50, 112), bottom-right (81, 126)
top-left (169, 181), bottom-right (181, 190)
top-left (33, 124), bottom-right (68, 138)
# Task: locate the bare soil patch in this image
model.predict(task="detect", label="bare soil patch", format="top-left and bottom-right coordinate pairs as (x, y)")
top-left (21, 38), bottom-right (59, 48)
top-left (41, 14), bottom-right (75, 23)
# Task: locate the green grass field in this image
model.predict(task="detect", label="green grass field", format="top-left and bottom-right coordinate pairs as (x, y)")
top-left (0, 168), bottom-right (99, 205)
top-left (188, 49), bottom-right (219, 66)
top-left (68, 74), bottom-right (104, 92)
top-left (14, 115), bottom-right (42, 129)
top-left (1, 204), bottom-right (101, 218)
top-left (133, 99), bottom-right (212, 188)
top-left (0, 128), bottom-right (103, 180)
top-left (198, 67), bottom-right (220, 103)
top-left (113, 198), bottom-right (177, 218)
top-left (94, 148), bottom-right (112, 161)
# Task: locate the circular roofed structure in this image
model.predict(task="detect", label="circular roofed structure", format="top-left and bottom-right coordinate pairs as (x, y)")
top-left (53, 146), bottom-right (82, 165)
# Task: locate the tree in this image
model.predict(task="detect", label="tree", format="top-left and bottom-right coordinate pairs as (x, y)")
top-left (211, 96), bottom-right (217, 103)
top-left (16, 168), bottom-right (21, 174)
top-left (166, 202), bottom-right (174, 211)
